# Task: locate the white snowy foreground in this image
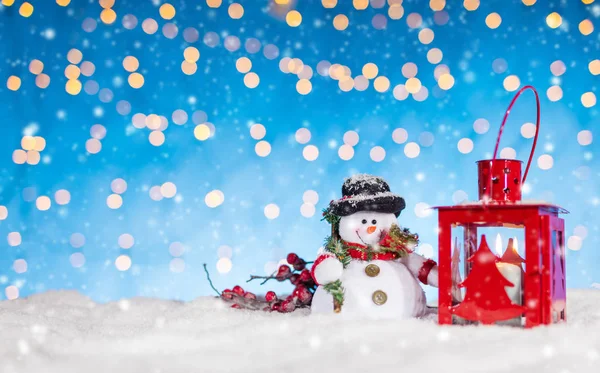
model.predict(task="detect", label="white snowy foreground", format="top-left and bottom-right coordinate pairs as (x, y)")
top-left (1, 290), bottom-right (600, 373)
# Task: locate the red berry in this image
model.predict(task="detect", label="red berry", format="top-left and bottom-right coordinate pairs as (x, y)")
top-left (293, 259), bottom-right (306, 271)
top-left (293, 285), bottom-right (312, 304)
top-left (271, 302), bottom-right (281, 312)
top-left (280, 300), bottom-right (296, 313)
top-left (231, 304), bottom-right (242, 309)
top-left (265, 291), bottom-right (277, 302)
top-left (287, 253), bottom-right (299, 265)
top-left (299, 269), bottom-right (312, 283)
top-left (276, 265), bottom-right (291, 280)
top-left (221, 289), bottom-right (234, 300)
top-left (244, 292), bottom-right (256, 300)
top-left (232, 285), bottom-right (245, 296)
top-left (290, 274), bottom-right (300, 285)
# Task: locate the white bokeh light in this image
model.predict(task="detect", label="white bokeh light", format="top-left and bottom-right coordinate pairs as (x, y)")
top-left (415, 202), bottom-right (432, 218)
top-left (300, 203), bottom-right (316, 218)
top-left (302, 190), bottom-right (319, 205)
top-left (567, 236), bottom-right (582, 251)
top-left (473, 118), bottom-right (490, 134)
top-left (457, 138), bottom-right (474, 154)
top-left (404, 142), bottom-right (421, 158)
top-left (500, 147), bottom-right (517, 159)
top-left (295, 128), bottom-right (311, 144)
top-left (392, 128), bottom-right (408, 144)
top-left (303, 145), bottom-right (319, 161)
top-left (577, 130), bottom-right (593, 146)
top-left (370, 146), bottom-right (386, 162)
top-left (521, 122), bottom-right (537, 139)
top-left (264, 203), bottom-right (280, 219)
top-left (537, 154), bottom-right (554, 170)
top-left (216, 257), bottom-right (232, 274)
top-left (343, 131), bottom-right (359, 146)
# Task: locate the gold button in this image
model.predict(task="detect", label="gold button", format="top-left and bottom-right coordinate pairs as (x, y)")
top-left (365, 264), bottom-right (380, 277)
top-left (372, 290), bottom-right (387, 305)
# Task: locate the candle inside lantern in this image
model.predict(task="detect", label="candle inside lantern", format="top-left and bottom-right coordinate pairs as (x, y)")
top-left (495, 234), bottom-right (524, 307)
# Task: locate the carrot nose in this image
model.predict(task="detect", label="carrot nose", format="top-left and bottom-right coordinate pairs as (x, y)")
top-left (367, 226), bottom-right (377, 234)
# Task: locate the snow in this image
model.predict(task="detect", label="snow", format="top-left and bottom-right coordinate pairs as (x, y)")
top-left (2, 290), bottom-right (600, 373)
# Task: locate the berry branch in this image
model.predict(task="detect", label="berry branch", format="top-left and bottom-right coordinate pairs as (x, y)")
top-left (218, 253), bottom-right (316, 313)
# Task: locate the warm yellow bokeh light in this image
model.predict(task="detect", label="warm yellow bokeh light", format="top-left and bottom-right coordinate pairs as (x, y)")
top-left (65, 79), bottom-right (82, 95)
top-left (243, 72), bottom-right (260, 88)
top-left (388, 4), bottom-right (404, 20)
top-left (67, 49), bottom-right (83, 64)
top-left (183, 47), bottom-right (200, 62)
top-left (29, 60), bottom-right (44, 75)
top-left (546, 12), bottom-right (562, 29)
top-left (194, 124), bottom-right (211, 140)
top-left (35, 74), bottom-right (51, 89)
top-left (418, 28), bottom-right (434, 44)
top-left (546, 85), bottom-right (563, 102)
top-left (159, 3), bottom-right (176, 20)
top-left (589, 60), bottom-right (600, 75)
top-left (2, 0), bottom-right (15, 6)
top-left (228, 3), bottom-right (244, 19)
top-left (19, 2), bottom-right (34, 17)
top-left (333, 14), bottom-right (349, 30)
top-left (21, 136), bottom-right (35, 151)
top-left (296, 79), bottom-right (312, 95)
top-left (353, 0), bottom-right (368, 10)
top-left (206, 0), bottom-right (222, 8)
top-left (522, 0), bottom-right (536, 5)
top-left (503, 75), bottom-right (521, 92)
top-left (405, 77), bottom-right (422, 94)
top-left (374, 76), bottom-right (390, 92)
top-left (13, 150), bottom-right (27, 164)
top-left (581, 92), bottom-right (597, 108)
top-left (34, 136), bottom-right (46, 151)
top-left (149, 131), bottom-right (165, 146)
top-left (99, 0), bottom-right (115, 8)
top-left (181, 61), bottom-right (198, 75)
top-left (100, 8), bottom-right (117, 25)
top-left (339, 76), bottom-right (354, 92)
top-left (107, 194), bottom-right (123, 209)
top-left (26, 150), bottom-right (40, 165)
top-left (123, 56), bottom-right (139, 72)
top-left (56, 0), bottom-right (71, 6)
top-left (36, 196), bottom-right (51, 211)
top-left (582, 0), bottom-right (594, 4)
top-left (362, 63), bottom-right (378, 79)
top-left (427, 48), bottom-right (443, 64)
top-left (64, 64), bottom-right (81, 80)
top-left (438, 73), bottom-right (455, 90)
top-left (7, 76), bottom-right (21, 91)
top-left (464, 0), bottom-right (480, 10)
top-left (322, 0), bottom-right (337, 8)
top-left (286, 10), bottom-right (302, 27)
top-left (579, 20), bottom-right (594, 35)
top-left (128, 73), bottom-right (145, 89)
top-left (236, 57), bottom-right (252, 73)
top-left (486, 13), bottom-right (502, 29)
top-left (430, 0), bottom-right (446, 11)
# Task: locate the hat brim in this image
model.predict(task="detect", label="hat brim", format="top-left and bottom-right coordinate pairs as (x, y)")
top-left (328, 193), bottom-right (406, 217)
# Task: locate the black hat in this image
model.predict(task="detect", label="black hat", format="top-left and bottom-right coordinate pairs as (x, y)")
top-left (327, 174), bottom-right (406, 217)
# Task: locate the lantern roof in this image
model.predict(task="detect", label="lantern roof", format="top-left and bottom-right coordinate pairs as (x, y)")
top-left (432, 200), bottom-right (568, 214)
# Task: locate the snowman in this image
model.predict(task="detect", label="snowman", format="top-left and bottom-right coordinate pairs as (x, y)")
top-left (311, 174), bottom-right (439, 319)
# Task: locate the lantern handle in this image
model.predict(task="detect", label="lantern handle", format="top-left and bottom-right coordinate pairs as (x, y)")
top-left (491, 85), bottom-right (541, 187)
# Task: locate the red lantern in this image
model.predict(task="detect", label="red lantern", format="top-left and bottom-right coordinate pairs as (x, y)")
top-left (435, 86), bottom-right (568, 328)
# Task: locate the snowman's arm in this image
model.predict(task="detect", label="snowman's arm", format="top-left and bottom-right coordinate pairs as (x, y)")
top-left (401, 253), bottom-right (438, 287)
top-left (310, 253), bottom-right (343, 285)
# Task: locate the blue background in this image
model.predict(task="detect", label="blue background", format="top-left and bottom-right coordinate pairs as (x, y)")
top-left (0, 0), bottom-right (598, 302)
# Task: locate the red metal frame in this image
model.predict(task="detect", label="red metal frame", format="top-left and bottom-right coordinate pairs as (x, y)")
top-left (436, 203), bottom-right (567, 328)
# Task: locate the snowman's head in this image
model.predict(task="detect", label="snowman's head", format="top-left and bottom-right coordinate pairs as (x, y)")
top-left (339, 211), bottom-right (397, 246)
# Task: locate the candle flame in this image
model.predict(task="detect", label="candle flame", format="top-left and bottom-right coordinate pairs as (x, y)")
top-left (495, 233), bottom-right (503, 255)
top-left (514, 237), bottom-right (519, 252)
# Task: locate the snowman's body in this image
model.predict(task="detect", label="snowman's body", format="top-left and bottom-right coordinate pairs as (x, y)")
top-left (311, 211), bottom-right (437, 319)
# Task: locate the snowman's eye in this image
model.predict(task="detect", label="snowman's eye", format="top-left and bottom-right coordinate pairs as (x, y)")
top-left (361, 219), bottom-right (367, 224)
top-left (371, 219), bottom-right (377, 224)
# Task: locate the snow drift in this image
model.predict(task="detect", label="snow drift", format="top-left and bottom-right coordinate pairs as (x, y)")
top-left (1, 289), bottom-right (599, 373)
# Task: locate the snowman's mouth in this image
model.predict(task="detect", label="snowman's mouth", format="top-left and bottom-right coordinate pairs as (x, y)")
top-left (355, 230), bottom-right (379, 246)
